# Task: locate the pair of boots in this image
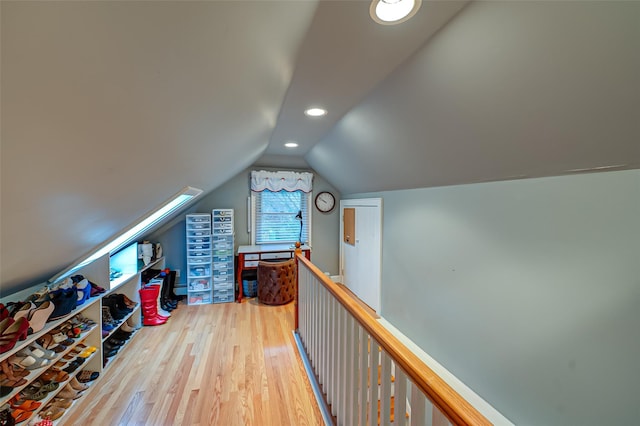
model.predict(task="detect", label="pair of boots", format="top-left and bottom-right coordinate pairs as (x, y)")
top-left (138, 285), bottom-right (169, 326)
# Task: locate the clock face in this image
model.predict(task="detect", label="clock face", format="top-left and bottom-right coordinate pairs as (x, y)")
top-left (315, 191), bottom-right (336, 213)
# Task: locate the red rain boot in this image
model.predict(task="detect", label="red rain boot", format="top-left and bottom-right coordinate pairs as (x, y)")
top-left (138, 287), bottom-right (167, 326)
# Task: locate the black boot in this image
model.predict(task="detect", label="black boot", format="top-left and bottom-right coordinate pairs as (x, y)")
top-left (161, 274), bottom-right (177, 310)
top-left (166, 271), bottom-right (181, 302)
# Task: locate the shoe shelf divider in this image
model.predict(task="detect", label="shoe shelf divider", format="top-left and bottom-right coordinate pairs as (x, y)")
top-left (0, 241), bottom-right (166, 424)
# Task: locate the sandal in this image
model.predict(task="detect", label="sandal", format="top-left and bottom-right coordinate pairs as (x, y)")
top-left (28, 380), bottom-right (59, 394)
top-left (0, 376), bottom-right (27, 388)
top-left (39, 404), bottom-right (66, 421)
top-left (8, 353), bottom-right (50, 371)
top-left (10, 408), bottom-right (33, 423)
top-left (49, 398), bottom-right (72, 409)
top-left (16, 346), bottom-right (56, 362)
top-left (20, 386), bottom-right (49, 401)
top-left (9, 396), bottom-right (41, 411)
top-left (38, 369), bottom-right (68, 383)
top-left (76, 370), bottom-right (99, 383)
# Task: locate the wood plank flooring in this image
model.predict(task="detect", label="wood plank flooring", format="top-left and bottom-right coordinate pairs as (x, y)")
top-left (64, 299), bottom-right (323, 425)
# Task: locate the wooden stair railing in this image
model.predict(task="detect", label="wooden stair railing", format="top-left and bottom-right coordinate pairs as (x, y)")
top-left (295, 254), bottom-right (492, 426)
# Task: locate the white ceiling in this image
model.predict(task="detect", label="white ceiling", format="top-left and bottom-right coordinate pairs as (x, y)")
top-left (1, 1), bottom-right (639, 293)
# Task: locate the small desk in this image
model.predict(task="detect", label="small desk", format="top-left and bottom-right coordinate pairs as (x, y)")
top-left (237, 244), bottom-right (311, 302)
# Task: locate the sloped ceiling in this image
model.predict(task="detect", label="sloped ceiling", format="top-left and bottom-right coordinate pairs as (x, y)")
top-left (307, 1), bottom-right (640, 194)
top-left (1, 1), bottom-right (639, 294)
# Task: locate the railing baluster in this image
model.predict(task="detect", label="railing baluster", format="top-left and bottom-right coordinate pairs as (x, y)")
top-left (369, 337), bottom-right (378, 426)
top-left (359, 327), bottom-right (369, 426)
top-left (380, 350), bottom-right (392, 426)
top-left (410, 382), bottom-right (427, 426)
top-left (323, 284), bottom-right (328, 389)
top-left (331, 296), bottom-right (338, 415)
top-left (313, 272), bottom-right (317, 365)
top-left (318, 282), bottom-right (323, 380)
top-left (345, 314), bottom-right (357, 425)
top-left (396, 368), bottom-right (408, 426)
top-left (340, 305), bottom-right (349, 425)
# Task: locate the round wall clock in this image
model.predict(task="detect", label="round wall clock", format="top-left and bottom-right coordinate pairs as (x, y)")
top-left (314, 191), bottom-right (336, 213)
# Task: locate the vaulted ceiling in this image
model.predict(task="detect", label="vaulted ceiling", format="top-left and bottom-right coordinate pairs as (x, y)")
top-left (2, 1), bottom-right (638, 294)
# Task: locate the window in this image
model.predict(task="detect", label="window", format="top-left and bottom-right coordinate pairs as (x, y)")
top-left (252, 190), bottom-right (311, 245)
top-left (250, 170), bottom-right (313, 245)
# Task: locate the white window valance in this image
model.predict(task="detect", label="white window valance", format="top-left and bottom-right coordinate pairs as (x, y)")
top-left (251, 170), bottom-right (313, 193)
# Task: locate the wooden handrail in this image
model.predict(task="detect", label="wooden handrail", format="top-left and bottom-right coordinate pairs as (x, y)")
top-left (296, 254), bottom-right (492, 426)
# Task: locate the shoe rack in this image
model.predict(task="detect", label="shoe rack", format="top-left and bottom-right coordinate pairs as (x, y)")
top-left (0, 241), bottom-right (164, 424)
top-left (186, 214), bottom-right (213, 305)
top-left (212, 209), bottom-right (235, 304)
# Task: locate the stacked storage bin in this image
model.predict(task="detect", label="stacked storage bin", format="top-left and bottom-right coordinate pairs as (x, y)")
top-left (212, 209), bottom-right (235, 303)
top-left (186, 214), bottom-right (213, 305)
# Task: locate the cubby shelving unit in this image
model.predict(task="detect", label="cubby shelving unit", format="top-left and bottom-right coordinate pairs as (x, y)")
top-left (0, 242), bottom-right (164, 424)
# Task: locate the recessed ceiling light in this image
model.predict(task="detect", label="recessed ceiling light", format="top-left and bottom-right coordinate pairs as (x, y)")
top-left (284, 142), bottom-right (299, 148)
top-left (370, 0), bottom-right (422, 25)
top-left (304, 107), bottom-right (327, 117)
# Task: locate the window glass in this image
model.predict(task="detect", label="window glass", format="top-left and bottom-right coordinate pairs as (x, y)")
top-left (254, 190), bottom-right (310, 244)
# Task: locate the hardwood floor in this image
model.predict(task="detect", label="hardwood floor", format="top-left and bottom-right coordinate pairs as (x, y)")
top-left (64, 299), bottom-right (323, 425)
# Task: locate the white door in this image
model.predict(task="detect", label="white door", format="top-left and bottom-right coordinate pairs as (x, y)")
top-left (340, 198), bottom-right (382, 313)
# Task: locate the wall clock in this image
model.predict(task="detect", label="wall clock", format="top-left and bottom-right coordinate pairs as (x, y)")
top-left (314, 191), bottom-right (336, 213)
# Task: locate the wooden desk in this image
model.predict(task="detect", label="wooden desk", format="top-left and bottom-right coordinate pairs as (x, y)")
top-left (236, 244), bottom-right (311, 302)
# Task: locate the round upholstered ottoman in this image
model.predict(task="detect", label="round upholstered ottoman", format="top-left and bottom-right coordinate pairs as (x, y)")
top-left (257, 259), bottom-right (296, 305)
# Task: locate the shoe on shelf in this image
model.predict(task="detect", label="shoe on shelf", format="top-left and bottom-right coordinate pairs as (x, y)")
top-left (76, 370), bottom-right (99, 383)
top-left (89, 281), bottom-right (106, 297)
top-left (38, 368), bottom-right (68, 383)
top-left (8, 352), bottom-right (50, 371)
top-left (9, 395), bottom-right (41, 411)
top-left (26, 301), bottom-right (55, 335)
top-left (10, 408), bottom-right (34, 423)
top-left (49, 398), bottom-right (73, 409)
top-left (10, 302), bottom-right (36, 322)
top-left (69, 376), bottom-right (88, 392)
top-left (39, 404), bottom-right (66, 421)
top-left (0, 317), bottom-right (30, 354)
top-left (22, 342), bottom-right (57, 360)
top-left (75, 279), bottom-right (92, 306)
top-left (57, 384), bottom-right (81, 400)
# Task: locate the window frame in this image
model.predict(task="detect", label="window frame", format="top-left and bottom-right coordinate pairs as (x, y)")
top-left (250, 190), bottom-right (312, 246)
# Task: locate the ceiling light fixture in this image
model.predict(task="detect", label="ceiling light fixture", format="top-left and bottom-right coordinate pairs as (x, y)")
top-left (285, 142), bottom-right (299, 148)
top-left (304, 107), bottom-right (327, 117)
top-left (370, 0), bottom-right (422, 25)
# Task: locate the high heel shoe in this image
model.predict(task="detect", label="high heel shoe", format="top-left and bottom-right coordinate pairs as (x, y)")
top-left (0, 318), bottom-right (12, 336)
top-left (10, 303), bottom-right (35, 322)
top-left (0, 304), bottom-right (9, 321)
top-left (0, 317), bottom-right (29, 354)
top-left (26, 301), bottom-right (54, 335)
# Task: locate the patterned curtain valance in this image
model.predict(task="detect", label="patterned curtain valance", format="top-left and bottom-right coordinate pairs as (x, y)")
top-left (250, 170), bottom-right (313, 193)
